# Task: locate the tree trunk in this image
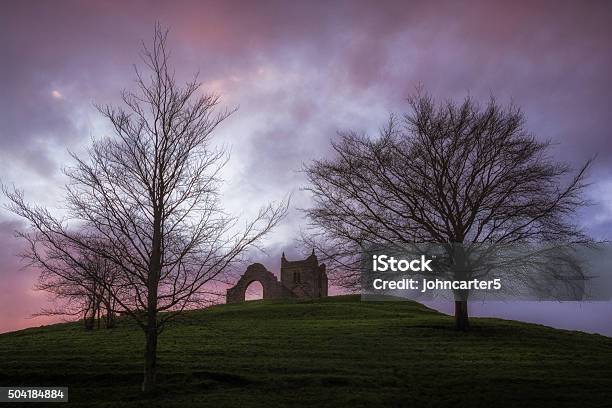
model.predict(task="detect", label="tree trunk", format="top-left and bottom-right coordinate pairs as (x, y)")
top-left (141, 316), bottom-right (158, 393)
top-left (84, 297), bottom-right (95, 330)
top-left (142, 207), bottom-right (162, 393)
top-left (105, 300), bottom-right (115, 329)
top-left (83, 309), bottom-right (93, 330)
top-left (97, 299), bottom-right (101, 330)
top-left (452, 244), bottom-right (470, 331)
top-left (141, 279), bottom-right (159, 393)
top-left (454, 300), bottom-right (469, 331)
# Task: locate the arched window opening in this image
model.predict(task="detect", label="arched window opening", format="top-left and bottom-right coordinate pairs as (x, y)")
top-left (245, 280), bottom-right (264, 301)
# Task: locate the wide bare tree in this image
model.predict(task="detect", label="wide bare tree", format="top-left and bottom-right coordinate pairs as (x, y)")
top-left (4, 25), bottom-right (287, 392)
top-left (302, 91), bottom-right (592, 330)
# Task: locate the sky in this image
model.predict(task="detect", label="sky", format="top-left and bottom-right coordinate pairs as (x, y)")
top-left (1, 0), bottom-right (612, 334)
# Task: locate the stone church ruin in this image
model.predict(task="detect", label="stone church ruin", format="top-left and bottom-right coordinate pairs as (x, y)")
top-left (226, 250), bottom-right (328, 303)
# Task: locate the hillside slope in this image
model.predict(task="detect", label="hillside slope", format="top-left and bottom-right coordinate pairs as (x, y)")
top-left (1, 295), bottom-right (611, 407)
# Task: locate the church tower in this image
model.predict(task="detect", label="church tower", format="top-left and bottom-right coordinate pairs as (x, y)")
top-left (280, 250), bottom-right (328, 298)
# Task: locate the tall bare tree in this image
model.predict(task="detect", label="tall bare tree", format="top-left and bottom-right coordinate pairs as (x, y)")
top-left (303, 91), bottom-right (592, 330)
top-left (4, 25), bottom-right (287, 392)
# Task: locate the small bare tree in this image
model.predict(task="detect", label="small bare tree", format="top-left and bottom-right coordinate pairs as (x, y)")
top-left (303, 90), bottom-right (592, 330)
top-left (24, 236), bottom-right (122, 330)
top-left (4, 25), bottom-right (286, 392)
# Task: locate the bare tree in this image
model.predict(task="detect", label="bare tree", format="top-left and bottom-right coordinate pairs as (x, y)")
top-left (302, 90), bottom-right (592, 330)
top-left (4, 25), bottom-right (287, 392)
top-left (25, 236), bottom-right (122, 330)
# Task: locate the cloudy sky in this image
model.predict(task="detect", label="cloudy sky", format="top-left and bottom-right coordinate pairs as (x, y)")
top-left (1, 0), bottom-right (612, 334)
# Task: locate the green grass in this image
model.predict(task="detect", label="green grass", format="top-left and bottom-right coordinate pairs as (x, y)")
top-left (1, 295), bottom-right (611, 407)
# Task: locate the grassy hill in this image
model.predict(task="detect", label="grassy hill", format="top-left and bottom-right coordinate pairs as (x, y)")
top-left (1, 295), bottom-right (611, 407)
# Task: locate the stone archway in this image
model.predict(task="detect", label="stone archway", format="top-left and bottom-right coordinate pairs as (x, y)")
top-left (226, 263), bottom-right (294, 303)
